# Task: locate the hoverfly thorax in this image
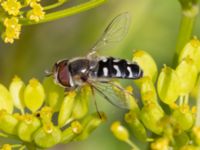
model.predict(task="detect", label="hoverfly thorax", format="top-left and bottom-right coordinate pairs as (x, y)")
top-left (68, 58), bottom-right (91, 82)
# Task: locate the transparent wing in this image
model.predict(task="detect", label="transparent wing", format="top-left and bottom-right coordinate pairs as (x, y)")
top-left (90, 80), bottom-right (133, 109)
top-left (89, 12), bottom-right (130, 56)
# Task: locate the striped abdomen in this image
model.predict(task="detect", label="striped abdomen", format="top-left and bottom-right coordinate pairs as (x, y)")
top-left (92, 57), bottom-right (143, 79)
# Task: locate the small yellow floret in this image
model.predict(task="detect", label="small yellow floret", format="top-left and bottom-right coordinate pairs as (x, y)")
top-left (71, 121), bottom-right (83, 134)
top-left (3, 17), bottom-right (21, 44)
top-left (190, 38), bottom-right (200, 48)
top-left (192, 126), bottom-right (200, 139)
top-left (43, 123), bottom-right (53, 134)
top-left (1, 144), bottom-right (12, 150)
top-left (27, 3), bottom-right (45, 22)
top-left (151, 138), bottom-right (169, 150)
top-left (111, 121), bottom-right (129, 142)
top-left (1, 0), bottom-right (21, 16)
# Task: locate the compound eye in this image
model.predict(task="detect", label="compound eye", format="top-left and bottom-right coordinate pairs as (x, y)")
top-left (57, 61), bottom-right (71, 87)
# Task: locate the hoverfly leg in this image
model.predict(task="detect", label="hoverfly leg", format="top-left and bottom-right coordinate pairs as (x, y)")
top-left (87, 51), bottom-right (97, 59)
top-left (64, 86), bottom-right (78, 96)
top-left (90, 85), bottom-right (102, 119)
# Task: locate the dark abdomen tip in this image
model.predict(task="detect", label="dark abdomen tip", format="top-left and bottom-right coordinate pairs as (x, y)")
top-left (95, 57), bottom-right (143, 79)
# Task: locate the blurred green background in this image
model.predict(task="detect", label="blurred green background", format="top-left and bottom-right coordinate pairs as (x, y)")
top-left (0, 0), bottom-right (200, 149)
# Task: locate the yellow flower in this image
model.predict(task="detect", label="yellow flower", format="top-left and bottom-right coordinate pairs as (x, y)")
top-left (111, 121), bottom-right (130, 142)
top-left (1, 144), bottom-right (12, 150)
top-left (151, 138), bottom-right (169, 150)
top-left (2, 17), bottom-right (21, 43)
top-left (25, 0), bottom-right (40, 5)
top-left (27, 3), bottom-right (45, 22)
top-left (1, 0), bottom-right (22, 16)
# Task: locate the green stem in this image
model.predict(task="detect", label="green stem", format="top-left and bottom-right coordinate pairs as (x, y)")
top-left (0, 132), bottom-right (8, 138)
top-left (126, 139), bottom-right (139, 150)
top-left (179, 96), bottom-right (184, 105)
top-left (19, 145), bottom-right (26, 150)
top-left (174, 1), bottom-right (199, 65)
top-left (195, 76), bottom-right (200, 126)
top-left (183, 94), bottom-right (189, 105)
top-left (175, 14), bottom-right (195, 53)
top-left (43, 0), bottom-right (68, 11)
top-left (20, 0), bottom-right (106, 25)
top-left (12, 144), bottom-right (23, 148)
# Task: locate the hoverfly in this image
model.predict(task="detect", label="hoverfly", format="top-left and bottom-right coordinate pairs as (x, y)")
top-left (50, 13), bottom-right (143, 109)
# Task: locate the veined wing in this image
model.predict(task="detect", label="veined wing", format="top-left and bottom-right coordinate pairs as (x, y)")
top-left (88, 12), bottom-right (130, 58)
top-left (90, 80), bottom-right (134, 109)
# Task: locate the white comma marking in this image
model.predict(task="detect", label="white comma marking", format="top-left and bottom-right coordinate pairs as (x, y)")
top-left (102, 58), bottom-right (107, 62)
top-left (103, 67), bottom-right (108, 76)
top-left (113, 59), bottom-right (120, 63)
top-left (127, 66), bottom-right (133, 78)
top-left (113, 65), bottom-right (121, 77)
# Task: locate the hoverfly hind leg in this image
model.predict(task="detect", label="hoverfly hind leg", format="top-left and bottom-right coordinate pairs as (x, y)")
top-left (90, 85), bottom-right (102, 119)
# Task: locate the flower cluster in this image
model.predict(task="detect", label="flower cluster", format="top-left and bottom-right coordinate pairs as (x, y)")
top-left (0, 76), bottom-right (106, 149)
top-left (0, 0), bottom-right (45, 43)
top-left (111, 38), bottom-right (200, 150)
top-left (0, 0), bottom-right (106, 44)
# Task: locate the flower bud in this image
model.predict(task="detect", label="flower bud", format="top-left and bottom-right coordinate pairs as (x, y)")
top-left (43, 77), bottom-right (65, 112)
top-left (17, 114), bottom-right (41, 142)
top-left (72, 85), bottom-right (91, 119)
top-left (191, 126), bottom-right (200, 145)
top-left (75, 112), bottom-right (106, 141)
top-left (33, 123), bottom-right (61, 148)
top-left (111, 121), bottom-right (129, 142)
top-left (9, 76), bottom-right (25, 112)
top-left (179, 38), bottom-right (200, 71)
top-left (24, 78), bottom-right (45, 112)
top-left (174, 131), bottom-right (189, 148)
top-left (0, 83), bottom-right (13, 113)
top-left (140, 77), bottom-right (158, 105)
top-left (0, 110), bottom-right (18, 135)
top-left (58, 91), bottom-right (76, 127)
top-left (61, 121), bottom-right (83, 143)
top-left (151, 138), bottom-right (169, 150)
top-left (172, 105), bottom-right (194, 131)
top-left (71, 121), bottom-right (83, 134)
top-left (157, 66), bottom-right (180, 105)
top-left (176, 57), bottom-right (197, 95)
top-left (140, 102), bottom-right (164, 134)
top-left (180, 145), bottom-right (199, 150)
top-left (125, 86), bottom-right (140, 112)
top-left (125, 111), bottom-right (147, 141)
top-left (1, 144), bottom-right (12, 150)
top-left (39, 106), bottom-right (53, 124)
top-left (132, 50), bottom-right (157, 82)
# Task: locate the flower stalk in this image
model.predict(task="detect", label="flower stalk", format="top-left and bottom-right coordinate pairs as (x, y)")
top-left (175, 0), bottom-right (199, 62)
top-left (195, 76), bottom-right (200, 126)
top-left (20, 0), bottom-right (106, 25)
